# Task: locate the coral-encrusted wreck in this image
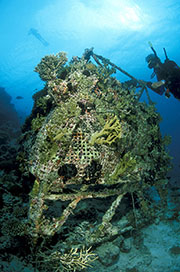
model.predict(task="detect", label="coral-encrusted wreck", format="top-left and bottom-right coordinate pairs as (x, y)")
top-left (18, 49), bottom-right (171, 269)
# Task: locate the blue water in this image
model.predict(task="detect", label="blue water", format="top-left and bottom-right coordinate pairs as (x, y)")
top-left (0, 1), bottom-right (180, 271)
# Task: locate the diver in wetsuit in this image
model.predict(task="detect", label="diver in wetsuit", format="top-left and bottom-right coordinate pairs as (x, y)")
top-left (146, 45), bottom-right (180, 100)
top-left (28, 28), bottom-right (49, 47)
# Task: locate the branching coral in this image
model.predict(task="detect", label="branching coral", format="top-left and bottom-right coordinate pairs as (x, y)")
top-left (38, 247), bottom-right (98, 272)
top-left (35, 52), bottom-right (68, 81)
top-left (110, 152), bottom-right (137, 182)
top-left (25, 53), bottom-right (171, 246)
top-left (56, 247), bottom-right (98, 271)
top-left (89, 114), bottom-right (123, 145)
top-left (15, 49), bottom-right (171, 272)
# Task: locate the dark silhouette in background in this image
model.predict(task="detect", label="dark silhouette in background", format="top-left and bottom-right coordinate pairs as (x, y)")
top-left (28, 28), bottom-right (49, 47)
top-left (0, 87), bottom-right (21, 171)
top-left (0, 87), bottom-right (20, 129)
top-left (145, 43), bottom-right (180, 100)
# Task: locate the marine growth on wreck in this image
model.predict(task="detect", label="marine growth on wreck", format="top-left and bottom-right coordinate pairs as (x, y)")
top-left (1, 49), bottom-right (171, 271)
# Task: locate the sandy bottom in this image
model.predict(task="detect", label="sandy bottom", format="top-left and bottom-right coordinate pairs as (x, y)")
top-left (89, 179), bottom-right (180, 272)
top-left (115, 221), bottom-right (180, 272)
top-left (115, 182), bottom-right (180, 272)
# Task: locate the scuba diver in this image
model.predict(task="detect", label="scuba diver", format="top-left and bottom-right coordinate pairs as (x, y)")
top-left (145, 43), bottom-right (180, 100)
top-left (28, 28), bottom-right (49, 47)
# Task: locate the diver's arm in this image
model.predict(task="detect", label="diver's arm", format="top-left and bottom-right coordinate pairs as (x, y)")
top-left (146, 81), bottom-right (165, 95)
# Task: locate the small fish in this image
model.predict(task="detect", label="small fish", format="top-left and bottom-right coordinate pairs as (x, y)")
top-left (16, 96), bottom-right (24, 100)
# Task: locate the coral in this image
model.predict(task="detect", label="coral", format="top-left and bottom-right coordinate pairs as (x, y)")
top-left (89, 114), bottom-right (123, 145)
top-left (34, 52), bottom-right (68, 81)
top-left (23, 52), bottom-right (171, 244)
top-left (13, 49), bottom-right (171, 271)
top-left (31, 114), bottom-right (45, 132)
top-left (1, 218), bottom-right (27, 237)
top-left (110, 152), bottom-right (136, 182)
top-left (41, 246), bottom-right (98, 272)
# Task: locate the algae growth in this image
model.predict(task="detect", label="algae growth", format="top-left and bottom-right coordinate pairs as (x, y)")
top-left (1, 49), bottom-right (171, 272)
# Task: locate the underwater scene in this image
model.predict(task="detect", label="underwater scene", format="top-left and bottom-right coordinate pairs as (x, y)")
top-left (0, 0), bottom-right (180, 271)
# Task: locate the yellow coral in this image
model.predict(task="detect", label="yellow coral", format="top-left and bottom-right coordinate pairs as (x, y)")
top-left (41, 246), bottom-right (98, 272)
top-left (89, 114), bottom-right (122, 145)
top-left (60, 247), bottom-right (98, 271)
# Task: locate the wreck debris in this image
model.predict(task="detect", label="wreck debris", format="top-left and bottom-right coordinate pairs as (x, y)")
top-left (12, 49), bottom-right (171, 271)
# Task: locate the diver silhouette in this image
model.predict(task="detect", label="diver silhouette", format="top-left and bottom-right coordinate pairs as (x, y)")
top-left (28, 28), bottom-right (49, 47)
top-left (146, 43), bottom-right (180, 100)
